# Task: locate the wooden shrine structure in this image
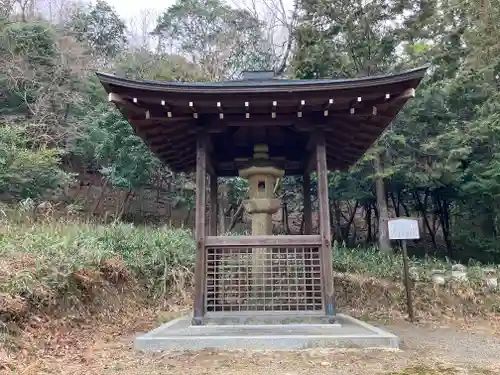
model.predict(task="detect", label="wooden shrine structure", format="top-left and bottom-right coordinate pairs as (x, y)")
top-left (97, 67), bottom-right (427, 325)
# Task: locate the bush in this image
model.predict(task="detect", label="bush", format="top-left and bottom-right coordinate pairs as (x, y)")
top-left (0, 221), bottom-right (195, 306)
top-left (1, 219), bottom-right (498, 322)
top-left (0, 123), bottom-right (73, 203)
top-left (332, 245), bottom-right (498, 283)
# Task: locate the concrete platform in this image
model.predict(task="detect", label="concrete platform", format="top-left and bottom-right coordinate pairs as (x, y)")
top-left (134, 313), bottom-right (399, 352)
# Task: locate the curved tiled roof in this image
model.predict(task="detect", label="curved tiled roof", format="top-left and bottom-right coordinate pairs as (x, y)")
top-left (96, 65), bottom-right (428, 91)
top-left (96, 66), bottom-right (428, 175)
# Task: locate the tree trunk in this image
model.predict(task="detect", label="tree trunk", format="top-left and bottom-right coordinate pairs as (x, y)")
top-left (389, 190), bottom-right (400, 217)
top-left (90, 177), bottom-right (108, 216)
top-left (344, 200), bottom-right (359, 244)
top-left (434, 192), bottom-right (452, 259)
top-left (365, 202), bottom-right (372, 244)
top-left (300, 208), bottom-right (305, 235)
top-left (119, 189), bottom-right (133, 220)
top-left (228, 202), bottom-right (244, 232)
top-left (374, 154), bottom-right (391, 254)
top-left (218, 183), bottom-right (229, 234)
top-left (333, 200), bottom-right (342, 242)
top-left (414, 189), bottom-right (437, 252)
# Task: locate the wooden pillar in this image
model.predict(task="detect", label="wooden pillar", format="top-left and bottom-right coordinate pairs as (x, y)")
top-left (193, 133), bottom-right (207, 325)
top-left (209, 174), bottom-right (218, 235)
top-left (315, 131), bottom-right (336, 318)
top-left (303, 172), bottom-right (312, 234)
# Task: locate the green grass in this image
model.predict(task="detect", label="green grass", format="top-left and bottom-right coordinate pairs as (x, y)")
top-left (0, 221), bottom-right (195, 300)
top-left (0, 219), bottom-right (498, 309)
top-left (332, 245), bottom-right (498, 284)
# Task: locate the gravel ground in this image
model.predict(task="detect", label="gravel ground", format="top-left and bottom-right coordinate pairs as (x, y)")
top-left (7, 313), bottom-right (500, 375)
top-left (385, 321), bottom-right (500, 369)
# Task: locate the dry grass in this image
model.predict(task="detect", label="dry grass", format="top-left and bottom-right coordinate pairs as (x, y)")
top-left (2, 298), bottom-right (498, 375)
top-left (334, 272), bottom-right (500, 324)
top-left (1, 220), bottom-right (500, 374)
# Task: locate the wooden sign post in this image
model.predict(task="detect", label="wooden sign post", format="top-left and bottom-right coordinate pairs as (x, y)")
top-left (388, 218), bottom-right (420, 322)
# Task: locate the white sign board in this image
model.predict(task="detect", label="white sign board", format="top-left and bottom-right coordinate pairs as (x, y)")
top-left (388, 218), bottom-right (420, 240)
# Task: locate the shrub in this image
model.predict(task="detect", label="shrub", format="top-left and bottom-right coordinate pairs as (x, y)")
top-left (0, 221), bottom-right (195, 305)
top-left (0, 123), bottom-right (73, 203)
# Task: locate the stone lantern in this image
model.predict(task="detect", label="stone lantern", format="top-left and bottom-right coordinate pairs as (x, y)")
top-left (239, 144), bottom-right (284, 236)
top-left (239, 144), bottom-right (284, 306)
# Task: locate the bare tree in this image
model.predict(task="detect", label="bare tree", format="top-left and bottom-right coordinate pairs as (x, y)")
top-left (35, 0), bottom-right (84, 24)
top-left (0, 25), bottom-right (95, 146)
top-left (0, 0), bottom-right (15, 18)
top-left (126, 8), bottom-right (161, 51)
top-left (229, 0), bottom-right (299, 75)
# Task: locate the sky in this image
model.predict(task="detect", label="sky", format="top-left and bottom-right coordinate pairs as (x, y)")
top-left (105, 0), bottom-right (170, 20)
top-left (101, 0), bottom-right (294, 52)
top-left (104, 0), bottom-right (295, 24)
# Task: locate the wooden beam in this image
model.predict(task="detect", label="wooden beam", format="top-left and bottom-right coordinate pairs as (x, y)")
top-left (306, 131), bottom-right (320, 151)
top-left (315, 130), bottom-right (336, 318)
top-left (131, 117), bottom-right (191, 126)
top-left (209, 174), bottom-right (218, 236)
top-left (323, 98), bottom-right (334, 116)
top-left (192, 132), bottom-right (207, 325)
top-left (154, 137), bottom-right (194, 154)
top-left (217, 101), bottom-right (224, 119)
top-left (298, 99), bottom-right (306, 118)
top-left (160, 99), bottom-right (173, 118)
top-left (306, 150), bottom-right (316, 174)
top-left (166, 151), bottom-right (196, 169)
top-left (303, 172), bottom-right (312, 234)
top-left (200, 110), bottom-right (380, 128)
top-left (189, 101), bottom-right (198, 119)
top-left (206, 152), bottom-right (215, 176)
top-left (215, 159), bottom-right (303, 173)
top-left (108, 92), bottom-right (127, 105)
top-left (108, 92), bottom-right (145, 114)
top-left (144, 125), bottom-right (196, 138)
top-left (205, 235), bottom-right (322, 248)
top-left (378, 88), bottom-right (416, 109)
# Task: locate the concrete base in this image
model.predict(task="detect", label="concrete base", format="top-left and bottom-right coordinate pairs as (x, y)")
top-left (134, 313), bottom-right (399, 352)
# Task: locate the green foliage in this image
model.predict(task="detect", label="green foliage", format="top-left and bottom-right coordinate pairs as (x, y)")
top-left (154, 0), bottom-right (275, 79)
top-left (67, 0), bottom-right (127, 57)
top-left (332, 246), bottom-right (493, 282)
top-left (292, 0), bottom-right (400, 78)
top-left (289, 0), bottom-right (500, 259)
top-left (1, 220), bottom-right (496, 305)
top-left (0, 21), bottom-right (58, 116)
top-left (113, 51), bottom-right (207, 82)
top-left (0, 22), bottom-right (57, 64)
top-left (75, 104), bottom-right (160, 190)
top-left (0, 123), bottom-right (73, 202)
top-left (0, 221), bottom-right (195, 299)
top-left (2, 0), bottom-right (500, 265)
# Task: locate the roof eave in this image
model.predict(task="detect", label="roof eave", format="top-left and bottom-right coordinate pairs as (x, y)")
top-left (95, 65), bottom-right (429, 95)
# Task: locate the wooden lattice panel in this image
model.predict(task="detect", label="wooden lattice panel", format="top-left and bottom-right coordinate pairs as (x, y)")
top-left (205, 246), bottom-right (323, 312)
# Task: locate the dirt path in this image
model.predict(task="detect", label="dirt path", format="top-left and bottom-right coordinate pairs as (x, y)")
top-left (6, 314), bottom-right (500, 375)
top-left (385, 321), bottom-right (500, 369)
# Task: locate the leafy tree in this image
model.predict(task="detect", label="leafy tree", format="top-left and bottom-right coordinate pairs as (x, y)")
top-left (292, 0), bottom-right (407, 253)
top-left (75, 104), bottom-right (160, 192)
top-left (153, 0), bottom-right (275, 80)
top-left (0, 122), bottom-right (72, 202)
top-left (113, 50), bottom-right (207, 82)
top-left (67, 0), bottom-right (127, 58)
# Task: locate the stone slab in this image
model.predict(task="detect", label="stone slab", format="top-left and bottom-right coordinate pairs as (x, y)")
top-left (134, 313), bottom-right (399, 352)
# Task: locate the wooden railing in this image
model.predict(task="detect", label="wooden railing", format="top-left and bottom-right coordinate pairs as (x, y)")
top-left (205, 234), bottom-right (322, 248)
top-left (204, 235), bottom-right (324, 314)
